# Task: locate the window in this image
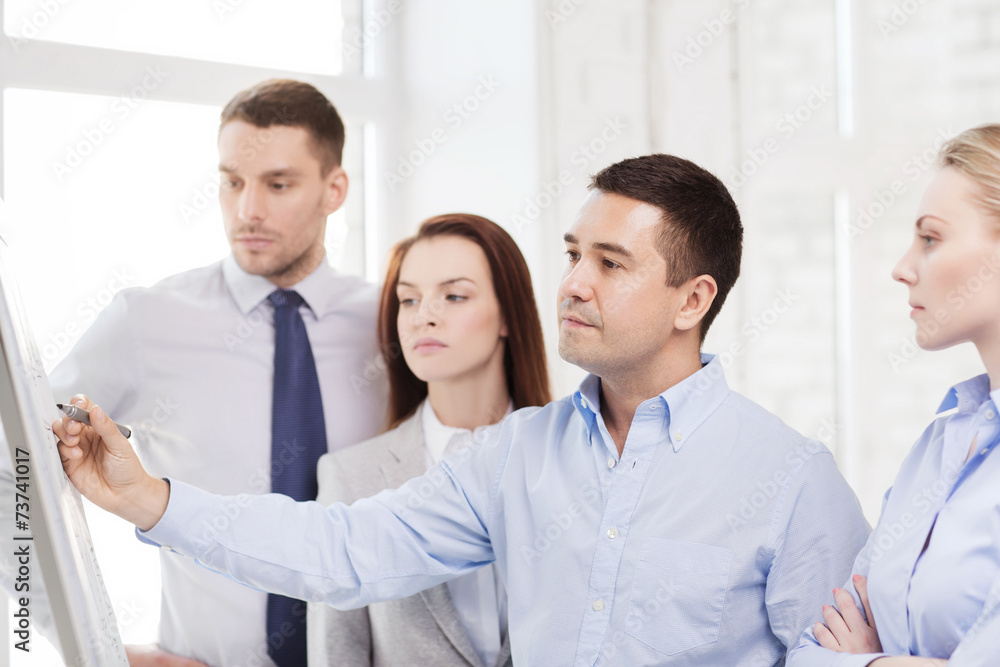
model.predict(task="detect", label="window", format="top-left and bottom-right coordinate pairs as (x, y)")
top-left (0, 1), bottom-right (393, 662)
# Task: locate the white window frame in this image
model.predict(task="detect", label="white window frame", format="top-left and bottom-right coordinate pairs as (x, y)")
top-left (0, 2), bottom-right (402, 663)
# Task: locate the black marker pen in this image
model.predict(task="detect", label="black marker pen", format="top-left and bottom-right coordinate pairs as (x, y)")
top-left (56, 403), bottom-right (132, 439)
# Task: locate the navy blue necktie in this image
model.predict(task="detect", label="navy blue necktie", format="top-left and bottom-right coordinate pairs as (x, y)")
top-left (266, 289), bottom-right (327, 666)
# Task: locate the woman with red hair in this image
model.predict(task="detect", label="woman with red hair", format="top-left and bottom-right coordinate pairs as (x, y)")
top-left (308, 213), bottom-right (550, 667)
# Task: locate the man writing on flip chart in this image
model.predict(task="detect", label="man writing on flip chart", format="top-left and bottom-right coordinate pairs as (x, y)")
top-left (56, 153), bottom-right (869, 666)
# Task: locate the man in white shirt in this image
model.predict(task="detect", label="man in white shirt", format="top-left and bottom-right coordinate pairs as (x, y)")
top-left (43, 79), bottom-right (386, 666)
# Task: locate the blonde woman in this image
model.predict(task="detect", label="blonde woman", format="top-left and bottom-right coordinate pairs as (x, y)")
top-left (789, 124), bottom-right (1000, 666)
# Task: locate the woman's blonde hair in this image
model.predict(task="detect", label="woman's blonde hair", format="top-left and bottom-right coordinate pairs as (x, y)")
top-left (939, 124), bottom-right (1000, 220)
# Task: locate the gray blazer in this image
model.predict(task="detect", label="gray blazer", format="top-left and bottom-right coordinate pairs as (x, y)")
top-left (306, 411), bottom-right (512, 667)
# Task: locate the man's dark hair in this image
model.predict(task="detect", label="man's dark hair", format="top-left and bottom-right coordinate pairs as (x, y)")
top-left (220, 79), bottom-right (345, 175)
top-left (590, 154), bottom-right (742, 343)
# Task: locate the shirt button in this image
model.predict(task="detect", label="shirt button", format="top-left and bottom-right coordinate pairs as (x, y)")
top-left (981, 449), bottom-right (989, 456)
top-left (607, 457), bottom-right (616, 469)
top-left (607, 527), bottom-right (618, 539)
top-left (160, 545), bottom-right (173, 552)
top-left (986, 409), bottom-right (996, 420)
top-left (581, 398), bottom-right (589, 410)
top-left (593, 599), bottom-right (604, 611)
top-left (673, 432), bottom-right (683, 442)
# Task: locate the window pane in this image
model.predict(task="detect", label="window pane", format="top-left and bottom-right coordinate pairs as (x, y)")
top-left (3, 0), bottom-right (362, 76)
top-left (2, 87), bottom-right (365, 373)
top-left (1, 85), bottom-right (368, 662)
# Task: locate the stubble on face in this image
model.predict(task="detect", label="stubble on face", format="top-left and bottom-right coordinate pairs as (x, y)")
top-left (557, 192), bottom-right (680, 381)
top-left (218, 121), bottom-right (336, 287)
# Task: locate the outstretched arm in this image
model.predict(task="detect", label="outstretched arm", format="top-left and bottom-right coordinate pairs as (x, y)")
top-left (56, 397), bottom-right (501, 610)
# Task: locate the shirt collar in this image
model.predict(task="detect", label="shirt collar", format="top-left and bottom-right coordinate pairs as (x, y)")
top-left (937, 373), bottom-right (992, 415)
top-left (222, 254), bottom-right (340, 316)
top-left (661, 353), bottom-right (730, 452)
top-left (571, 353), bottom-right (730, 452)
top-left (421, 397), bottom-right (514, 466)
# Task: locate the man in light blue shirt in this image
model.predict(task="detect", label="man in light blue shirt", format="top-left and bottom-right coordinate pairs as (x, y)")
top-left (56, 154), bottom-right (871, 666)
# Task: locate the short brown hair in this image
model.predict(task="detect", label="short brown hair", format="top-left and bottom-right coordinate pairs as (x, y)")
top-left (379, 214), bottom-right (552, 429)
top-left (939, 124), bottom-right (1000, 222)
top-left (590, 154), bottom-right (743, 343)
top-left (220, 79), bottom-right (345, 175)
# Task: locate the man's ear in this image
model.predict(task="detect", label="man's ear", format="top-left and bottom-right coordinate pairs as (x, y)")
top-left (673, 274), bottom-right (718, 333)
top-left (323, 166), bottom-right (349, 215)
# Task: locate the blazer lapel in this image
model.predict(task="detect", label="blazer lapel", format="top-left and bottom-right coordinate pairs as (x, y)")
top-left (382, 407), bottom-right (488, 667)
top-left (380, 413), bottom-right (426, 489)
top-left (420, 584), bottom-right (483, 667)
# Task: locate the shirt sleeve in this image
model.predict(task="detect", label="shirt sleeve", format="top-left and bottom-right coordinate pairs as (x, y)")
top-left (139, 423), bottom-right (508, 611)
top-left (764, 446), bottom-right (872, 661)
top-left (307, 450), bottom-right (373, 666)
top-left (47, 291), bottom-right (139, 414)
top-left (785, 487), bottom-right (894, 667)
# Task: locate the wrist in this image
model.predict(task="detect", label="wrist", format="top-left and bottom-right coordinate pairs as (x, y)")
top-left (120, 476), bottom-right (170, 531)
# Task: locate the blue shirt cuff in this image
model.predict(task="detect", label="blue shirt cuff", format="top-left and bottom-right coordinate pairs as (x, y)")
top-left (135, 478), bottom-right (209, 553)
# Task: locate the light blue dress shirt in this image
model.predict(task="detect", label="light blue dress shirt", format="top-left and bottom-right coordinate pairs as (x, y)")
top-left (788, 374), bottom-right (1000, 666)
top-left (142, 354), bottom-right (870, 666)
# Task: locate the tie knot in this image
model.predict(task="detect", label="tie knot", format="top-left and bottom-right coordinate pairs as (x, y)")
top-left (268, 289), bottom-right (304, 310)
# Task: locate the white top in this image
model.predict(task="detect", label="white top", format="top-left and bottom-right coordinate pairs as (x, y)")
top-left (48, 256), bottom-right (386, 666)
top-left (420, 400), bottom-right (510, 667)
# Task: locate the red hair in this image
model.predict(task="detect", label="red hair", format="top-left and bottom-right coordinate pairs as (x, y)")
top-left (379, 214), bottom-right (551, 429)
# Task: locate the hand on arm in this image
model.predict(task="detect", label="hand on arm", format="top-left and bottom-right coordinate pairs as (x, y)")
top-left (814, 574), bottom-right (882, 654)
top-left (54, 395), bottom-right (169, 531)
top-left (811, 577), bottom-right (946, 665)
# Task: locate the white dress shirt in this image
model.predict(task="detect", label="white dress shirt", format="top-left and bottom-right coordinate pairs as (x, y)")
top-left (420, 400), bottom-right (510, 667)
top-left (48, 255), bottom-right (386, 666)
